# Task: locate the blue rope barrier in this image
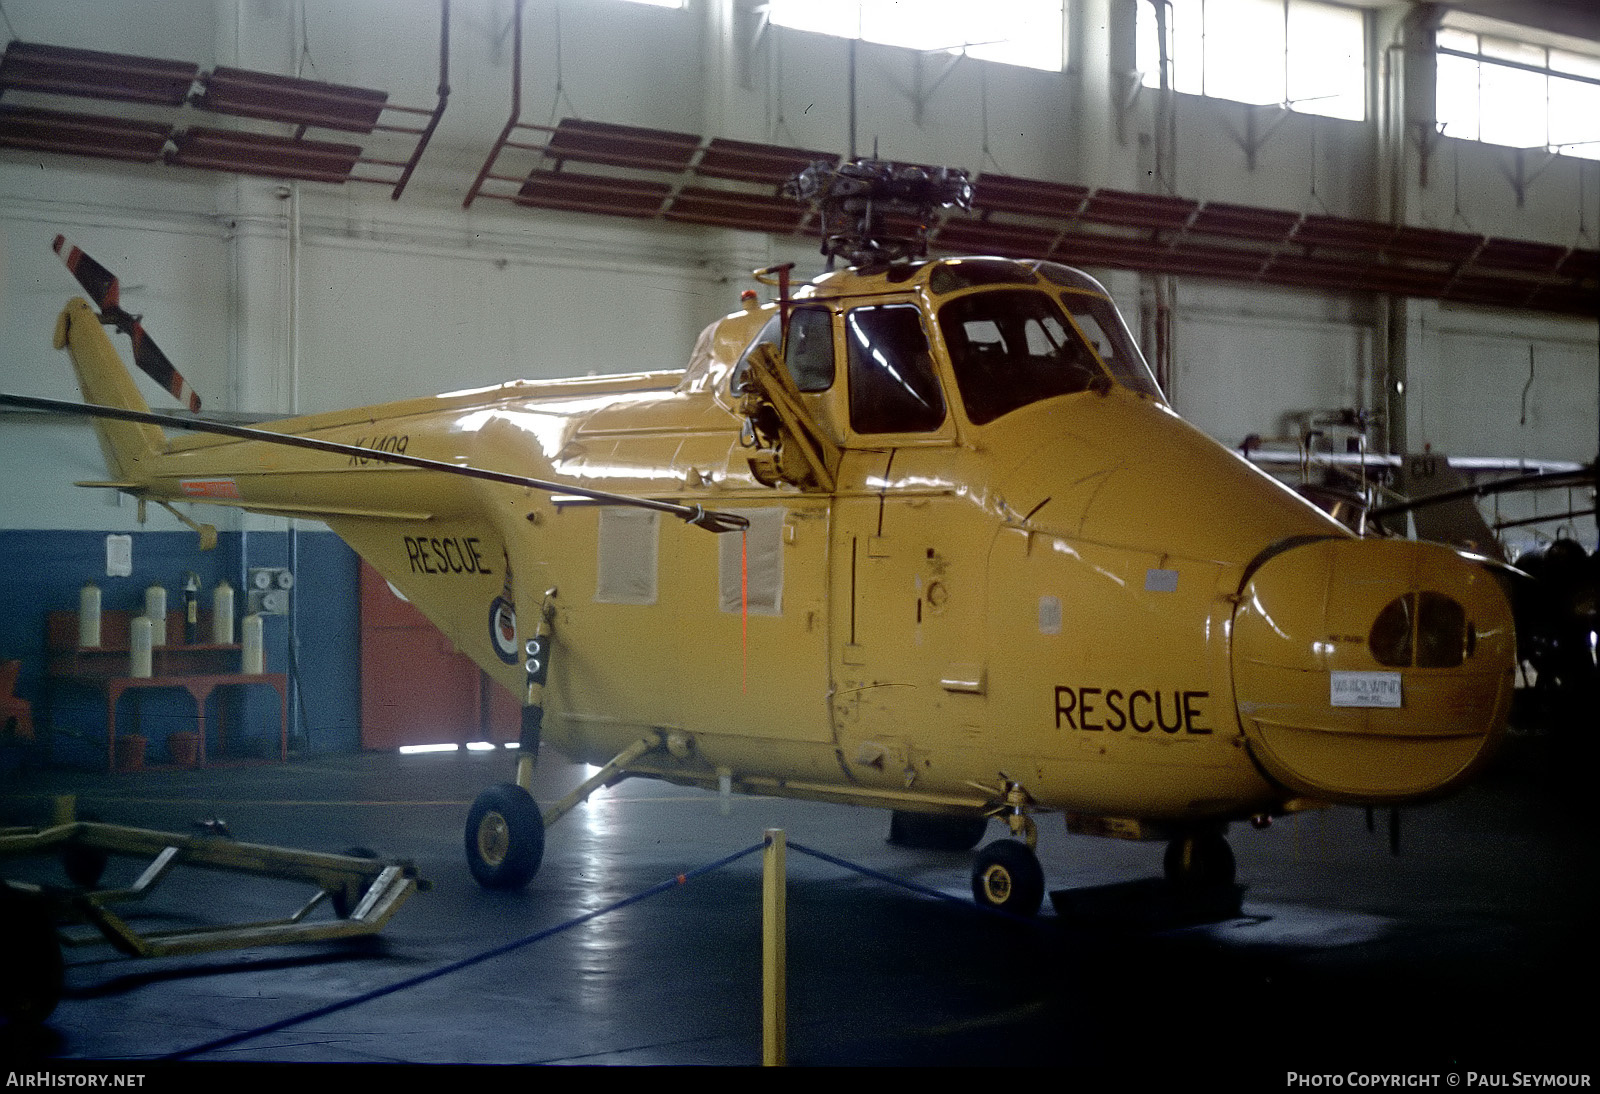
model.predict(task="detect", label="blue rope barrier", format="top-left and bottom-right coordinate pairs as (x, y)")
top-left (162, 840), bottom-right (767, 1061)
top-left (161, 832), bottom-right (1039, 1061)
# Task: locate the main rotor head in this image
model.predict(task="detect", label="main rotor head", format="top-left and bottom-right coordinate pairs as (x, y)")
top-left (785, 158), bottom-right (973, 269)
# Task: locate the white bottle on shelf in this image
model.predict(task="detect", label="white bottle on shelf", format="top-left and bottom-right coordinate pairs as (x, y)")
top-left (130, 615), bottom-right (154, 678)
top-left (212, 580), bottom-right (235, 645)
top-left (78, 583), bottom-right (102, 648)
top-left (242, 613), bottom-right (265, 674)
top-left (144, 585), bottom-right (167, 647)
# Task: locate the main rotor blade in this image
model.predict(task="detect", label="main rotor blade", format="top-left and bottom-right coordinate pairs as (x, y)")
top-left (53, 235), bottom-right (202, 413)
top-left (1368, 467), bottom-right (1596, 520)
top-left (0, 392), bottom-right (749, 534)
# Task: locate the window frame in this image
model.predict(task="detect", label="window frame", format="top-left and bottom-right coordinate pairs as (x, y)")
top-left (1137, 0), bottom-right (1367, 123)
top-left (765, 0), bottom-right (1066, 74)
top-left (1435, 25), bottom-right (1600, 161)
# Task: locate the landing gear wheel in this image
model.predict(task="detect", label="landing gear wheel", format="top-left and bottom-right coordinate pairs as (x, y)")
top-left (888, 811), bottom-right (989, 851)
top-left (465, 783), bottom-right (545, 891)
top-left (970, 838), bottom-right (1045, 916)
top-left (0, 883), bottom-right (63, 1024)
top-left (1163, 831), bottom-right (1236, 889)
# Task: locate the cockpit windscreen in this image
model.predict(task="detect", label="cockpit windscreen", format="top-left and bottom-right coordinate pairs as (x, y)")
top-left (937, 289), bottom-right (1161, 426)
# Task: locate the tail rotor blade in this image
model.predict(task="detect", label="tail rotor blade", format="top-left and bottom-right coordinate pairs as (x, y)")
top-left (52, 234), bottom-right (120, 310)
top-left (129, 321), bottom-right (200, 413)
top-left (53, 235), bottom-right (202, 413)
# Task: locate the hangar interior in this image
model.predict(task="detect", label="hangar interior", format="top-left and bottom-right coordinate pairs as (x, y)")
top-left (1, 0), bottom-right (1597, 1071)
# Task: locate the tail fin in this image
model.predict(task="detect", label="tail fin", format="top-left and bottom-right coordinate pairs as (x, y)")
top-left (54, 297), bottom-right (166, 484)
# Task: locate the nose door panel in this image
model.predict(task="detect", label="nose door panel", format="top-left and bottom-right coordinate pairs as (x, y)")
top-left (1231, 538), bottom-right (1516, 804)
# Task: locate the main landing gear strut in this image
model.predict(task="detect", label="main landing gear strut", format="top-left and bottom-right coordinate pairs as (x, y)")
top-left (462, 588), bottom-right (666, 891)
top-left (464, 733), bottom-right (659, 890)
top-left (466, 590), bottom-right (555, 891)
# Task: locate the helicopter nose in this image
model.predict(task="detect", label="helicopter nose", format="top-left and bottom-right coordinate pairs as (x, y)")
top-left (1231, 538), bottom-right (1516, 805)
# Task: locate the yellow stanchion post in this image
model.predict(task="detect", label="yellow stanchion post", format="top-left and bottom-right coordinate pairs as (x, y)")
top-left (762, 828), bottom-right (787, 1066)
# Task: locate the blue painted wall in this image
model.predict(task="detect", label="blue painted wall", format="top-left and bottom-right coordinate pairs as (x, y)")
top-left (0, 529), bottom-right (360, 766)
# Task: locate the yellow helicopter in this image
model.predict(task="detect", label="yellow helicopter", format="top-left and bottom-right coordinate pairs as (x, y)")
top-left (4, 160), bottom-right (1517, 916)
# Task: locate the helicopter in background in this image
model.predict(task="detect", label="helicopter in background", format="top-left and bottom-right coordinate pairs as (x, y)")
top-left (5, 159), bottom-right (1518, 915)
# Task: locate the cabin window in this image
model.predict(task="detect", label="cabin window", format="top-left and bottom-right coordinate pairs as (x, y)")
top-left (717, 507), bottom-right (785, 616)
top-left (595, 507), bottom-right (659, 605)
top-left (845, 304), bottom-right (946, 434)
top-left (786, 306), bottom-right (836, 393)
top-left (938, 289), bottom-right (1103, 425)
top-left (1371, 591), bottom-right (1472, 669)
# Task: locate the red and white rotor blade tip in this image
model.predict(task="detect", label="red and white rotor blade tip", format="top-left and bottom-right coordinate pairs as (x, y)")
top-left (54, 235), bottom-right (202, 413)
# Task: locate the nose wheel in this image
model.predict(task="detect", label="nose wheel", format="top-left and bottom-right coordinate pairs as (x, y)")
top-left (970, 838), bottom-right (1045, 916)
top-left (1163, 830), bottom-right (1235, 890)
top-left (464, 783), bottom-right (545, 890)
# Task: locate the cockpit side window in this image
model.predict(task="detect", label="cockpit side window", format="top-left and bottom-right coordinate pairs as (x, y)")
top-left (845, 304), bottom-right (946, 434)
top-left (731, 314), bottom-right (782, 395)
top-left (785, 306), bottom-right (836, 393)
top-left (938, 289), bottom-right (1103, 426)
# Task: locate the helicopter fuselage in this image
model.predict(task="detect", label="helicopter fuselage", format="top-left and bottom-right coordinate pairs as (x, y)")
top-left (53, 255), bottom-right (1516, 840)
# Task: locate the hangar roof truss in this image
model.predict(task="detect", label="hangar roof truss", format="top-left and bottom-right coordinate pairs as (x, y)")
top-left (467, 115), bottom-right (1598, 319)
top-left (0, 35), bottom-right (448, 199)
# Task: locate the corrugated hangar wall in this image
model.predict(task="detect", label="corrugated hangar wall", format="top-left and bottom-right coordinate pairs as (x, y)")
top-left (1, 0), bottom-right (1596, 758)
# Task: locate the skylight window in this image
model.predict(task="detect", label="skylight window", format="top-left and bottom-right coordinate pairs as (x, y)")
top-left (1137, 0), bottom-right (1366, 122)
top-left (1436, 26), bottom-right (1600, 161)
top-left (766, 0), bottom-right (1066, 73)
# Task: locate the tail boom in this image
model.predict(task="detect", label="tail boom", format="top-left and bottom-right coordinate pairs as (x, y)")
top-left (54, 298), bottom-right (166, 485)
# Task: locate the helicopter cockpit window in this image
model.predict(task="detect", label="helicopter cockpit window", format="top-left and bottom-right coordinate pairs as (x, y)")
top-left (1059, 294), bottom-right (1163, 400)
top-left (785, 306), bottom-right (836, 393)
top-left (846, 304), bottom-right (946, 434)
top-left (938, 290), bottom-right (1106, 426)
top-left (926, 258), bottom-right (1039, 295)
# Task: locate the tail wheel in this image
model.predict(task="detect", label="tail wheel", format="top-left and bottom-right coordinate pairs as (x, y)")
top-left (970, 838), bottom-right (1045, 916)
top-left (465, 784), bottom-right (544, 891)
top-left (1163, 831), bottom-right (1236, 889)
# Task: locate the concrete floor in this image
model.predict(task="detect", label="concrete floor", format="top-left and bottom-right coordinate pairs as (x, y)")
top-left (1, 730), bottom-right (1594, 1078)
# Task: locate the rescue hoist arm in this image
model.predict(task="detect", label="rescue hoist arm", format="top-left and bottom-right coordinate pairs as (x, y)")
top-left (737, 342), bottom-right (840, 492)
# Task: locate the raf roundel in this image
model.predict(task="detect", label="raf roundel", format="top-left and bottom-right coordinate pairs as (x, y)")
top-left (489, 596), bottom-right (518, 665)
